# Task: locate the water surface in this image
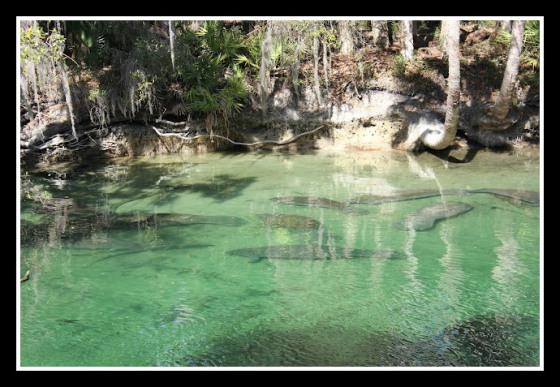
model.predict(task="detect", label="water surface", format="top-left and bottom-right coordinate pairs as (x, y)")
top-left (19, 149), bottom-right (540, 366)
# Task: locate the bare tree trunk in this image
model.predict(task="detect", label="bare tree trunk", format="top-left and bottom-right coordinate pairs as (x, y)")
top-left (339, 21), bottom-right (354, 55)
top-left (29, 61), bottom-right (40, 116)
top-left (401, 21), bottom-right (414, 60)
top-left (312, 35), bottom-right (323, 107)
top-left (20, 82), bottom-right (34, 120)
top-left (421, 20), bottom-right (460, 150)
top-left (168, 21), bottom-right (176, 71)
top-left (371, 20), bottom-right (389, 49)
top-left (439, 20), bottom-right (448, 53)
top-left (442, 21), bottom-right (461, 145)
top-left (322, 40), bottom-right (329, 97)
top-left (259, 21), bottom-right (273, 117)
top-left (292, 37), bottom-right (302, 107)
top-left (491, 20), bottom-right (525, 121)
top-left (58, 60), bottom-right (78, 140)
top-left (498, 20), bottom-right (512, 33)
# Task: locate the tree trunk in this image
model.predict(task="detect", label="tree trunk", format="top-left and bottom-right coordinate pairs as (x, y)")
top-left (168, 21), bottom-right (176, 71)
top-left (29, 61), bottom-right (40, 116)
top-left (189, 20), bottom-right (202, 32)
top-left (421, 20), bottom-right (460, 150)
top-left (259, 21), bottom-right (273, 117)
top-left (401, 21), bottom-right (414, 60)
top-left (322, 40), bottom-right (329, 97)
top-left (498, 20), bottom-right (512, 33)
top-left (439, 20), bottom-right (448, 53)
top-left (339, 21), bottom-right (354, 55)
top-left (491, 20), bottom-right (525, 122)
top-left (312, 35), bottom-right (323, 107)
top-left (371, 21), bottom-right (389, 49)
top-left (291, 37), bottom-right (302, 107)
top-left (58, 60), bottom-right (78, 140)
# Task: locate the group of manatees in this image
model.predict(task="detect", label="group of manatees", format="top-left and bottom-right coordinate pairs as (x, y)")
top-left (25, 187), bottom-right (537, 262)
top-left (227, 188), bottom-right (539, 261)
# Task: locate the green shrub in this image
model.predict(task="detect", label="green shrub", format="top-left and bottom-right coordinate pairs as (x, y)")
top-left (393, 53), bottom-right (407, 77)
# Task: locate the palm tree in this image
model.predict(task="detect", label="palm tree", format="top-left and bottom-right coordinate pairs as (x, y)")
top-left (168, 21), bottom-right (176, 71)
top-left (401, 21), bottom-right (414, 59)
top-left (420, 20), bottom-right (460, 149)
top-left (490, 20), bottom-right (525, 122)
top-left (439, 20), bottom-right (448, 53)
top-left (259, 21), bottom-right (273, 117)
top-left (339, 21), bottom-right (354, 55)
top-left (371, 21), bottom-right (389, 49)
top-left (498, 20), bottom-right (512, 33)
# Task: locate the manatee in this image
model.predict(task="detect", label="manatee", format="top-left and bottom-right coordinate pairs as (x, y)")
top-left (110, 213), bottom-right (154, 227)
top-left (271, 196), bottom-right (369, 215)
top-left (396, 202), bottom-right (473, 231)
top-left (111, 213), bottom-right (248, 227)
top-left (89, 244), bottom-right (214, 266)
top-left (227, 244), bottom-right (401, 262)
top-left (257, 213), bottom-right (321, 230)
top-left (467, 189), bottom-right (539, 206)
top-left (152, 213), bottom-right (248, 226)
top-left (350, 189), bottom-right (466, 205)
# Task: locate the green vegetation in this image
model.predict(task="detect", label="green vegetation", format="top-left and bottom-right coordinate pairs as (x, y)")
top-left (19, 19), bottom-right (540, 140)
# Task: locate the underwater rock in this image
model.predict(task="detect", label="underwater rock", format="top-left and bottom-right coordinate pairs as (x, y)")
top-left (227, 244), bottom-right (401, 261)
top-left (396, 202), bottom-right (473, 231)
top-left (257, 213), bottom-right (321, 229)
top-left (271, 196), bottom-right (369, 215)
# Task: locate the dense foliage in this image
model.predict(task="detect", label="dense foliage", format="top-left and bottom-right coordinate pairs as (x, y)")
top-left (20, 20), bottom-right (541, 133)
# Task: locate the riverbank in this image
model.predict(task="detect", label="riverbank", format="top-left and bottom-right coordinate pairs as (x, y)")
top-left (19, 22), bottom-right (540, 167)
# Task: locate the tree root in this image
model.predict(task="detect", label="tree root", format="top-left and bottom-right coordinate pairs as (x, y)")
top-left (150, 125), bottom-right (326, 147)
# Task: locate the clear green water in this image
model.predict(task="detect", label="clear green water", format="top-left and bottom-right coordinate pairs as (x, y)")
top-left (19, 149), bottom-right (541, 367)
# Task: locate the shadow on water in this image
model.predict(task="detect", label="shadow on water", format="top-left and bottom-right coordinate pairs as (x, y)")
top-left (421, 139), bottom-right (517, 164)
top-left (167, 313), bottom-right (538, 367)
top-left (164, 174), bottom-right (257, 202)
top-left (427, 146), bottom-right (481, 164)
top-left (441, 313), bottom-right (539, 367)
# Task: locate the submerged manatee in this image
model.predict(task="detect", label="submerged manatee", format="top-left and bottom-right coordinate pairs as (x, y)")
top-left (257, 214), bottom-right (321, 230)
top-left (271, 196), bottom-right (369, 215)
top-left (153, 213), bottom-right (248, 226)
top-left (397, 202), bottom-right (473, 231)
top-left (467, 189), bottom-right (539, 206)
top-left (112, 213), bottom-right (247, 227)
top-left (350, 189), bottom-right (466, 205)
top-left (227, 244), bottom-right (401, 262)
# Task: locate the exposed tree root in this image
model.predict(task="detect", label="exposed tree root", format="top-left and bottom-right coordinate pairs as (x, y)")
top-left (150, 125), bottom-right (326, 147)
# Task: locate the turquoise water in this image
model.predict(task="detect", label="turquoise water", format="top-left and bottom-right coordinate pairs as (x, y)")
top-left (19, 149), bottom-right (541, 367)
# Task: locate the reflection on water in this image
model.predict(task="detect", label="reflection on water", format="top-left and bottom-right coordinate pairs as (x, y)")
top-left (20, 149), bottom-right (540, 366)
